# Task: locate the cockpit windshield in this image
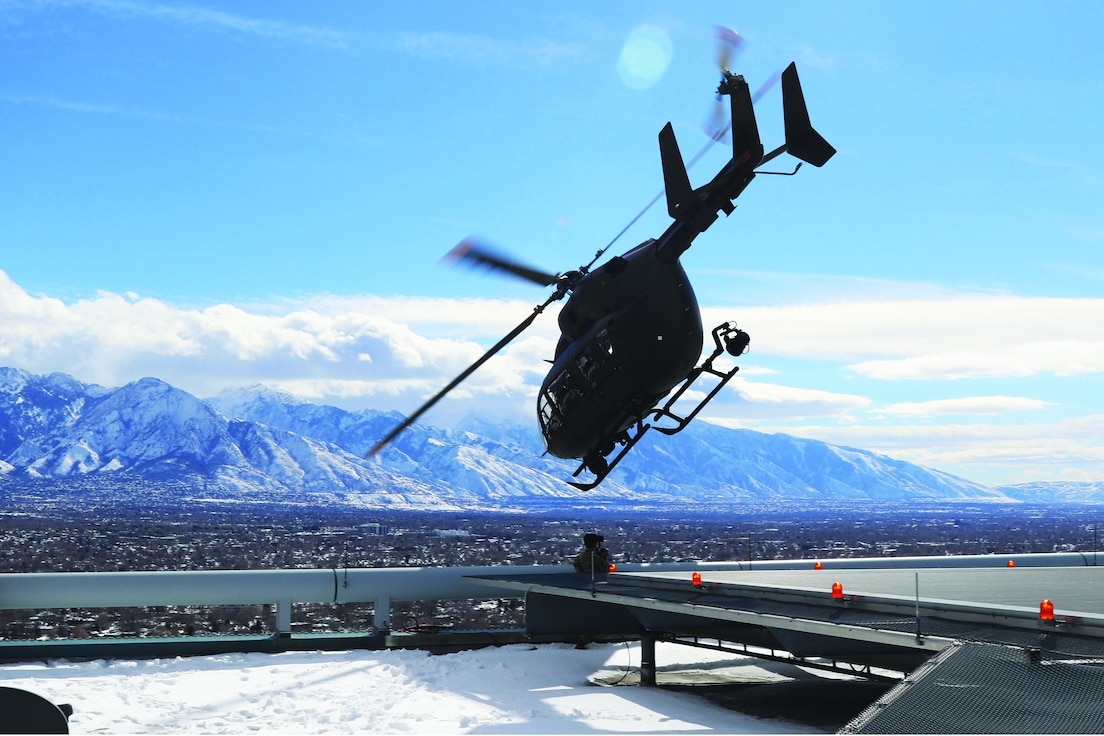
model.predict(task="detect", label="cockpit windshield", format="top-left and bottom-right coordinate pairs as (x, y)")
top-left (537, 329), bottom-right (614, 440)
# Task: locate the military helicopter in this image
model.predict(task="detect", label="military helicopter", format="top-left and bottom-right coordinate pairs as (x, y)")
top-left (368, 60), bottom-right (835, 490)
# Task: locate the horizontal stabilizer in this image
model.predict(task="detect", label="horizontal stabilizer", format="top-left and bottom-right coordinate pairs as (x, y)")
top-left (781, 62), bottom-right (836, 167)
top-left (659, 122), bottom-right (694, 219)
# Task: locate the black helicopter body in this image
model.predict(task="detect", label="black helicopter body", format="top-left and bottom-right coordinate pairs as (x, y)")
top-left (538, 238), bottom-right (703, 461)
top-left (369, 62), bottom-right (834, 489)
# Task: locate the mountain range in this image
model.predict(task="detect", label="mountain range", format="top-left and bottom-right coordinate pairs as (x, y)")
top-left (0, 367), bottom-right (1099, 511)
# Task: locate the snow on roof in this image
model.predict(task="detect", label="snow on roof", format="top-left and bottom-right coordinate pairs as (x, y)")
top-left (0, 641), bottom-right (822, 733)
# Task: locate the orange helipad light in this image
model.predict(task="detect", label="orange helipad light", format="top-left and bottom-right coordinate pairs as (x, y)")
top-left (1007, 560), bottom-right (1016, 567)
top-left (691, 571), bottom-right (702, 586)
top-left (1040, 599), bottom-right (1055, 621)
top-left (831, 581), bottom-right (844, 599)
top-left (608, 563), bottom-right (617, 572)
top-left (814, 561), bottom-right (823, 570)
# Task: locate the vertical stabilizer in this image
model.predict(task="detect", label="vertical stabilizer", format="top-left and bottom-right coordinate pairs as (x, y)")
top-left (659, 122), bottom-right (693, 219)
top-left (781, 62), bottom-right (836, 167)
top-left (725, 73), bottom-right (763, 167)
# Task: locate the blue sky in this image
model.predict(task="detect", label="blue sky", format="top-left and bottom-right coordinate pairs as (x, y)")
top-left (2, 1), bottom-right (1102, 487)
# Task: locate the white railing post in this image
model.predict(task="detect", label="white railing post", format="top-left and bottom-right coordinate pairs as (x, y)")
top-left (374, 595), bottom-right (390, 631)
top-left (276, 598), bottom-right (292, 635)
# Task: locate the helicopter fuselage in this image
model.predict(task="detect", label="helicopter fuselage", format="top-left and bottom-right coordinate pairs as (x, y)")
top-left (537, 237), bottom-right (703, 460)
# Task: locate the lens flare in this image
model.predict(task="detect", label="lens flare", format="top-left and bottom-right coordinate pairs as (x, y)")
top-left (617, 25), bottom-right (673, 90)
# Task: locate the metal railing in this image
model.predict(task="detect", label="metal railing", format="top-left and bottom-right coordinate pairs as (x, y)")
top-left (0, 552), bottom-right (1092, 635)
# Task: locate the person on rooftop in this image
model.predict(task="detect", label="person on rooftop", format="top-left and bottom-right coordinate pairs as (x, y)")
top-left (572, 532), bottom-right (611, 574)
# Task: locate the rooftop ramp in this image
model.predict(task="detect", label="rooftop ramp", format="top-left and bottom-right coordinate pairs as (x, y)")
top-left (469, 559), bottom-right (1104, 733)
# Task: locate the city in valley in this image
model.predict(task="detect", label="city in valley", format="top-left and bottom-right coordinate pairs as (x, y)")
top-left (1, 499), bottom-right (1100, 641)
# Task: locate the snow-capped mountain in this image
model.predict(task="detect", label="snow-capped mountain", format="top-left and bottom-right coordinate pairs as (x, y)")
top-left (210, 384), bottom-right (1015, 505)
top-left (995, 481), bottom-right (1104, 504)
top-left (0, 367), bottom-right (1022, 511)
top-left (0, 368), bottom-right (462, 510)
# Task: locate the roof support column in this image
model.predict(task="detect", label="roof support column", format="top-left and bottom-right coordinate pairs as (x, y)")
top-left (640, 633), bottom-right (657, 686)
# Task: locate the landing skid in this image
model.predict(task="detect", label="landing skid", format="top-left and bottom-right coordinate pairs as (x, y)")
top-left (568, 322), bottom-right (746, 491)
top-left (568, 418), bottom-right (651, 491)
top-left (650, 321), bottom-right (745, 436)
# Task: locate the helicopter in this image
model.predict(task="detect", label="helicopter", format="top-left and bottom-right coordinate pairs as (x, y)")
top-left (368, 61), bottom-right (835, 490)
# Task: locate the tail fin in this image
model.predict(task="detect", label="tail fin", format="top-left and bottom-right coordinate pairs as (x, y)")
top-left (781, 62), bottom-right (836, 167)
top-left (660, 122), bottom-right (693, 219)
top-left (727, 73), bottom-right (764, 167)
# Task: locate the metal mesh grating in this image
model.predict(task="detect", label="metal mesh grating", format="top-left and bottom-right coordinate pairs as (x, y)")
top-left (843, 641), bottom-right (1104, 734)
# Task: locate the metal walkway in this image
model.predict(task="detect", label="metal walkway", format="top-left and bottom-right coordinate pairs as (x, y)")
top-left (470, 564), bottom-right (1104, 733)
top-left (844, 640), bottom-right (1104, 734)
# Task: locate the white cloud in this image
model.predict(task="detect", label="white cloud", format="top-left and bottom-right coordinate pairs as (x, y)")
top-left (2, 93), bottom-right (318, 139)
top-left (734, 365), bottom-right (778, 376)
top-left (880, 396), bottom-right (1055, 417)
top-left (7, 272), bottom-right (1103, 399)
top-left (741, 415), bottom-right (1104, 485)
top-left (6, 272), bottom-right (1102, 420)
top-left (702, 378), bottom-right (872, 423)
top-left (850, 340), bottom-right (1104, 381)
top-left (61, 0), bottom-right (353, 49)
top-left (382, 31), bottom-right (583, 68)
top-left (705, 296), bottom-right (1104, 380)
top-left (48, 1), bottom-right (584, 67)
top-left (0, 272), bottom-right (554, 423)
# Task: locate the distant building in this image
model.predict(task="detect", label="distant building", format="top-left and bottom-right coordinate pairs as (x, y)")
top-left (361, 522), bottom-right (390, 535)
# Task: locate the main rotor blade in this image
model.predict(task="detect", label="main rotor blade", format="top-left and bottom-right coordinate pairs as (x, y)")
top-left (715, 26), bottom-right (745, 74)
top-left (443, 239), bottom-right (559, 287)
top-left (365, 291), bottom-right (562, 458)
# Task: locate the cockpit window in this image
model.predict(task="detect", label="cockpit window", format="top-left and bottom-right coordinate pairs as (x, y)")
top-left (538, 329), bottom-right (615, 437)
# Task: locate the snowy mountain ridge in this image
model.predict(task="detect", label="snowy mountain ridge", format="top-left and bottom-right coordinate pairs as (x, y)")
top-left (0, 366), bottom-right (1074, 511)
